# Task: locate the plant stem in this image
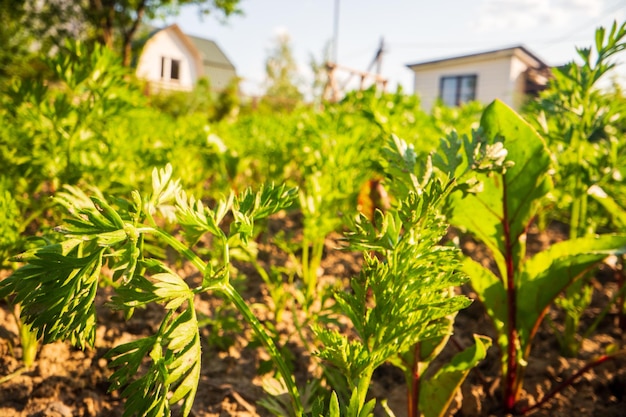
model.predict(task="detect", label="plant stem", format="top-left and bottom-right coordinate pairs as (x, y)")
top-left (518, 354), bottom-right (617, 415)
top-left (20, 322), bottom-right (38, 369)
top-left (12, 305), bottom-right (38, 369)
top-left (148, 226), bottom-right (302, 415)
top-left (302, 236), bottom-right (310, 300)
top-left (221, 283), bottom-right (303, 416)
top-left (618, 255), bottom-right (626, 331)
top-left (146, 226), bottom-right (207, 273)
top-left (407, 343), bottom-right (421, 417)
top-left (502, 181), bottom-right (519, 412)
top-left (582, 272), bottom-right (626, 340)
top-left (0, 366), bottom-right (28, 384)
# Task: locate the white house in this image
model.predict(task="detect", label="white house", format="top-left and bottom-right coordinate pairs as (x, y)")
top-left (136, 24), bottom-right (237, 92)
top-left (406, 46), bottom-right (551, 111)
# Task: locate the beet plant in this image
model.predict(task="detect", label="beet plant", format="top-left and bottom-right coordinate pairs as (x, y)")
top-left (448, 99), bottom-right (626, 413)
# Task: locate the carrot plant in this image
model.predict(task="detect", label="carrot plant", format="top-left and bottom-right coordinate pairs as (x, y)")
top-left (588, 185), bottom-right (626, 330)
top-left (527, 21), bottom-right (626, 356)
top-left (313, 130), bottom-right (508, 416)
top-left (0, 165), bottom-right (304, 416)
top-left (449, 99), bottom-right (626, 413)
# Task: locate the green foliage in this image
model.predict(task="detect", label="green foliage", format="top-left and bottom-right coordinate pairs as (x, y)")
top-left (213, 76), bottom-right (241, 121)
top-left (452, 100), bottom-right (553, 277)
top-left (528, 21), bottom-right (626, 237)
top-left (0, 39), bottom-right (241, 269)
top-left (0, 0), bottom-right (92, 85)
top-left (313, 133), bottom-right (498, 416)
top-left (6, 20), bottom-right (626, 416)
top-left (1, 40), bottom-right (142, 195)
top-left (0, 1), bottom-right (34, 83)
top-left (149, 77), bottom-right (216, 119)
top-left (418, 335), bottom-right (491, 417)
top-left (526, 21), bottom-right (626, 357)
top-left (106, 291), bottom-right (201, 417)
top-left (449, 99), bottom-right (626, 412)
top-left (0, 239), bottom-right (103, 349)
top-left (0, 189), bottom-right (20, 263)
top-left (0, 165), bottom-right (302, 416)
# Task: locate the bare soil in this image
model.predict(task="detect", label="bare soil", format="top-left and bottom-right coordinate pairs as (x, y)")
top-left (1, 218), bottom-right (625, 417)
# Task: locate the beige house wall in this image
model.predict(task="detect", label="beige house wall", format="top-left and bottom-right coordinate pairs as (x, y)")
top-left (136, 29), bottom-right (199, 92)
top-left (205, 66), bottom-right (236, 91)
top-left (411, 54), bottom-right (529, 110)
top-left (510, 55), bottom-right (531, 109)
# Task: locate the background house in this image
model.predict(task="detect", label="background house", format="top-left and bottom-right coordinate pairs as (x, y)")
top-left (136, 24), bottom-right (237, 92)
top-left (406, 46), bottom-right (552, 111)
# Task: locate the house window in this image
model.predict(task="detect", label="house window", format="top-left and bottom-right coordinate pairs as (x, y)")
top-left (160, 57), bottom-right (181, 81)
top-left (170, 59), bottom-right (180, 80)
top-left (439, 75), bottom-right (477, 106)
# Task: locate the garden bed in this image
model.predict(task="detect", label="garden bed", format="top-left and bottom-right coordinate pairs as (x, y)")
top-left (0, 220), bottom-right (624, 417)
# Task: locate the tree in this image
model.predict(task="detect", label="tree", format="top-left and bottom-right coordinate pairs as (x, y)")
top-left (86, 0), bottom-right (242, 66)
top-left (262, 32), bottom-right (303, 111)
top-left (0, 1), bottom-right (30, 81)
top-left (0, 0), bottom-right (89, 83)
top-left (6, 1), bottom-right (241, 70)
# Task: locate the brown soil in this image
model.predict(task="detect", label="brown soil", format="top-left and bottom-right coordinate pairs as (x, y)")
top-left (0, 218), bottom-right (625, 417)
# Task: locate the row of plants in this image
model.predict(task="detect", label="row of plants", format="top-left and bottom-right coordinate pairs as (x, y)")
top-left (1, 21), bottom-right (626, 417)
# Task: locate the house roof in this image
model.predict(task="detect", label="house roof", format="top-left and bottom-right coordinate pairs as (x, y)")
top-left (137, 24), bottom-right (236, 75)
top-left (406, 45), bottom-right (549, 71)
top-left (186, 34), bottom-right (236, 73)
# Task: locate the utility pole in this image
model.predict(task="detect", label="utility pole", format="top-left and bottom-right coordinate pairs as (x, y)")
top-left (332, 0), bottom-right (340, 63)
top-left (367, 37), bottom-right (385, 76)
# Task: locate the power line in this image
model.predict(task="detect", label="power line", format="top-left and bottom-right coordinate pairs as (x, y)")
top-left (541, 0), bottom-right (625, 45)
top-left (387, 0), bottom-right (625, 51)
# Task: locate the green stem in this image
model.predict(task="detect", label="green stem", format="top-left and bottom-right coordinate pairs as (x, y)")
top-left (0, 366), bottom-right (28, 384)
top-left (354, 369), bottom-right (375, 412)
top-left (20, 322), bottom-right (38, 369)
top-left (579, 191), bottom-right (588, 237)
top-left (221, 283), bottom-right (303, 416)
top-left (303, 236), bottom-right (325, 310)
top-left (582, 272), bottom-right (626, 340)
top-left (302, 236), bottom-right (311, 302)
top-left (146, 226), bottom-right (302, 415)
top-left (12, 305), bottom-right (38, 369)
top-left (144, 226), bottom-right (207, 273)
top-left (569, 142), bottom-right (585, 240)
top-left (570, 195), bottom-right (581, 241)
top-left (615, 255), bottom-right (626, 330)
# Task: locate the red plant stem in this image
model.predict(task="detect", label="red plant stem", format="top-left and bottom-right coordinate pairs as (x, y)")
top-left (408, 343), bottom-right (421, 417)
top-left (502, 182), bottom-right (519, 412)
top-left (618, 256), bottom-right (626, 331)
top-left (518, 354), bottom-right (614, 415)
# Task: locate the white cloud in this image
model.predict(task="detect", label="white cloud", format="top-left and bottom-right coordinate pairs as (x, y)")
top-left (272, 25), bottom-right (290, 37)
top-left (471, 0), bottom-right (605, 32)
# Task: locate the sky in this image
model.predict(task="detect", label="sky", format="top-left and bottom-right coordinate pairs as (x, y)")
top-left (155, 0), bottom-right (626, 97)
